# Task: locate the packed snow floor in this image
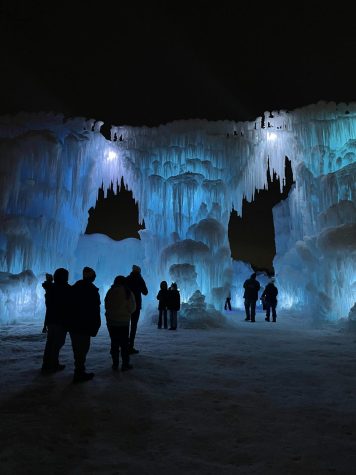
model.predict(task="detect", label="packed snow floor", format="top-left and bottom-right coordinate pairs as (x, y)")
top-left (1, 310), bottom-right (356, 475)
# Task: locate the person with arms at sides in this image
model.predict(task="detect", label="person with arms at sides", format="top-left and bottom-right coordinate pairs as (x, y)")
top-left (105, 275), bottom-right (136, 371)
top-left (243, 272), bottom-right (260, 323)
top-left (69, 267), bottom-right (101, 383)
top-left (126, 265), bottom-right (148, 354)
top-left (41, 268), bottom-right (71, 374)
top-left (167, 282), bottom-right (180, 330)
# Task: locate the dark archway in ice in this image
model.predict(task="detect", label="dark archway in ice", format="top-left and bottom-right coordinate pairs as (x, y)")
top-left (228, 157), bottom-right (294, 273)
top-left (85, 177), bottom-right (145, 241)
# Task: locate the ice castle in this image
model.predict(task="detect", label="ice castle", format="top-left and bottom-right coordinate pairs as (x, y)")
top-left (0, 101), bottom-right (355, 322)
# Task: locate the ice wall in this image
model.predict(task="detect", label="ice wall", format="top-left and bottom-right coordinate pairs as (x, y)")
top-left (0, 101), bottom-right (355, 322)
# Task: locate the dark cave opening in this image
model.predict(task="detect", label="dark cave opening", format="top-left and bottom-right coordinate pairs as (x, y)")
top-left (85, 177), bottom-right (145, 241)
top-left (228, 157), bottom-right (294, 274)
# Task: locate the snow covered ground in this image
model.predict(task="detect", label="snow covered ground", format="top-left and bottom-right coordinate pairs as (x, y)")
top-left (1, 310), bottom-right (356, 474)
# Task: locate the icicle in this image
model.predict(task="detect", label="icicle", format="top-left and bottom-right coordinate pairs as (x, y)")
top-left (0, 104), bottom-right (355, 321)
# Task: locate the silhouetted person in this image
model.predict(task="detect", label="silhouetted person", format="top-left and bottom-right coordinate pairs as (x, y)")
top-left (42, 272), bottom-right (53, 333)
top-left (167, 282), bottom-right (180, 330)
top-left (105, 275), bottom-right (136, 371)
top-left (224, 293), bottom-right (232, 311)
top-left (261, 277), bottom-right (278, 322)
top-left (157, 280), bottom-right (169, 329)
top-left (41, 268), bottom-right (71, 374)
top-left (126, 265), bottom-right (148, 354)
top-left (69, 267), bottom-right (101, 383)
top-left (243, 273), bottom-right (260, 322)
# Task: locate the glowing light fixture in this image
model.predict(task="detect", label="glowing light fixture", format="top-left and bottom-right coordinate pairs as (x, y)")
top-left (107, 150), bottom-right (117, 161)
top-left (267, 132), bottom-right (277, 141)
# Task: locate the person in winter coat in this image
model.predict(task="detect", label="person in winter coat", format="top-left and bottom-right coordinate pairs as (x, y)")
top-left (167, 282), bottom-right (180, 330)
top-left (69, 267), bottom-right (101, 383)
top-left (126, 265), bottom-right (148, 354)
top-left (105, 275), bottom-right (136, 371)
top-left (261, 277), bottom-right (278, 322)
top-left (157, 280), bottom-right (169, 329)
top-left (224, 292), bottom-right (232, 311)
top-left (41, 268), bottom-right (72, 374)
top-left (243, 273), bottom-right (261, 322)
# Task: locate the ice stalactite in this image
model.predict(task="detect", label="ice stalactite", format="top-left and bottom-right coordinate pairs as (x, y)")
top-left (0, 101), bottom-right (355, 321)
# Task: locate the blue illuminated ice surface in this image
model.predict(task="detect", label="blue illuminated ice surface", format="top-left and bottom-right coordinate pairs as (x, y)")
top-left (0, 101), bottom-right (355, 322)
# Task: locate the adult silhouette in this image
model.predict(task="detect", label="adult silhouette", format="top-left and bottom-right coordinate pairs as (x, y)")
top-left (157, 280), bottom-right (169, 329)
top-left (126, 265), bottom-right (148, 353)
top-left (261, 277), bottom-right (278, 322)
top-left (243, 273), bottom-right (260, 322)
top-left (105, 275), bottom-right (136, 371)
top-left (69, 267), bottom-right (101, 382)
top-left (167, 282), bottom-right (180, 330)
top-left (41, 268), bottom-right (71, 374)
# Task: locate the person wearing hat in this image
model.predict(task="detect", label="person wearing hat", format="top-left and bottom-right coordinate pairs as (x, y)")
top-left (126, 264), bottom-right (148, 354)
top-left (243, 272), bottom-right (261, 322)
top-left (261, 277), bottom-right (278, 322)
top-left (69, 266), bottom-right (101, 382)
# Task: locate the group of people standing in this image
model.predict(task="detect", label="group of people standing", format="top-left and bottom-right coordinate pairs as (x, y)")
top-left (42, 264), bottom-right (277, 382)
top-left (243, 273), bottom-right (278, 322)
top-left (156, 281), bottom-right (181, 330)
top-left (41, 264), bottom-right (148, 382)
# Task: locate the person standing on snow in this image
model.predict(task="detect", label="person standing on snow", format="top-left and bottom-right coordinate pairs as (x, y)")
top-left (243, 273), bottom-right (260, 322)
top-left (167, 282), bottom-right (180, 330)
top-left (41, 268), bottom-right (71, 374)
top-left (224, 292), bottom-right (232, 311)
top-left (126, 265), bottom-right (148, 354)
top-left (261, 277), bottom-right (278, 322)
top-left (69, 267), bottom-right (101, 383)
top-left (157, 280), bottom-right (169, 329)
top-left (105, 275), bottom-right (136, 371)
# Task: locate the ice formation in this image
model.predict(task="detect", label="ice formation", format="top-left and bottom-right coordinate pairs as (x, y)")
top-left (0, 101), bottom-right (355, 322)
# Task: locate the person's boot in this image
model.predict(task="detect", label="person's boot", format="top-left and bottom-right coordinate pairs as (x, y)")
top-left (265, 317), bottom-right (270, 322)
top-left (41, 365), bottom-right (55, 374)
top-left (121, 363), bottom-right (133, 371)
top-left (41, 363), bottom-right (65, 374)
top-left (129, 347), bottom-right (139, 354)
top-left (112, 359), bottom-right (119, 371)
top-left (73, 371), bottom-right (95, 383)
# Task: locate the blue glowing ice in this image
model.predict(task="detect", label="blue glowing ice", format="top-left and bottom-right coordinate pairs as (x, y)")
top-left (0, 101), bottom-right (355, 322)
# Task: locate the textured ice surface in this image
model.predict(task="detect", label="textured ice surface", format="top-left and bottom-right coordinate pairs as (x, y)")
top-left (0, 102), bottom-right (355, 321)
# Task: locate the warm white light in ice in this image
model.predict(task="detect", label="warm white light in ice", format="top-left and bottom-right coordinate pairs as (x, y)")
top-left (267, 132), bottom-right (277, 141)
top-left (107, 150), bottom-right (117, 161)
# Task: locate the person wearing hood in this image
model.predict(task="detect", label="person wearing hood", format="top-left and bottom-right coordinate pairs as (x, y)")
top-left (261, 277), bottom-right (278, 322)
top-left (105, 275), bottom-right (136, 371)
top-left (126, 265), bottom-right (148, 354)
top-left (69, 267), bottom-right (101, 383)
top-left (243, 272), bottom-right (260, 322)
